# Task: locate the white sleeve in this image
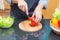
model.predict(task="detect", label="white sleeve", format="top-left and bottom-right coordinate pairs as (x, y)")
top-left (39, 0), bottom-right (48, 8)
top-left (6, 0), bottom-right (11, 4)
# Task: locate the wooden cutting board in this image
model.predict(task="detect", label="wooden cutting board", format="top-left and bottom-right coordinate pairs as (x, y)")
top-left (19, 20), bottom-right (42, 32)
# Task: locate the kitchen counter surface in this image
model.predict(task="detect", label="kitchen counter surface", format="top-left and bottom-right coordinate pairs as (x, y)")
top-left (0, 19), bottom-right (60, 40)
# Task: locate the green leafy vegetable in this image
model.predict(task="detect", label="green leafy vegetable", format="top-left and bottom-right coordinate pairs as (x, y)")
top-left (53, 8), bottom-right (60, 19)
top-left (0, 16), bottom-right (14, 28)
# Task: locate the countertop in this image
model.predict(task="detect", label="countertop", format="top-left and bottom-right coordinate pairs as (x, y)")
top-left (0, 19), bottom-right (60, 40)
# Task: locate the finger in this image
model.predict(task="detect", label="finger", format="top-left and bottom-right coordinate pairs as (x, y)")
top-left (19, 6), bottom-right (23, 10)
top-left (39, 15), bottom-right (42, 21)
top-left (35, 16), bottom-right (38, 23)
top-left (32, 13), bottom-right (34, 17)
top-left (32, 11), bottom-right (36, 17)
top-left (20, 6), bottom-right (25, 12)
top-left (35, 16), bottom-right (41, 23)
top-left (22, 6), bottom-right (25, 12)
top-left (36, 18), bottom-right (40, 22)
top-left (18, 5), bottom-right (21, 9)
top-left (37, 16), bottom-right (41, 22)
top-left (25, 5), bottom-right (29, 15)
top-left (35, 12), bottom-right (40, 22)
top-left (36, 15), bottom-right (42, 22)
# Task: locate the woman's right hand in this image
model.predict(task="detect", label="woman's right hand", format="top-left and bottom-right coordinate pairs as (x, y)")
top-left (18, 0), bottom-right (28, 15)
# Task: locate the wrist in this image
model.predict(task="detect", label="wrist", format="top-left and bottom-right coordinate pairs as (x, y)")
top-left (38, 4), bottom-right (44, 9)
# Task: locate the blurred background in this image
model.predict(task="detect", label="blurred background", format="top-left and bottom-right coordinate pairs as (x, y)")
top-left (0, 0), bottom-right (59, 19)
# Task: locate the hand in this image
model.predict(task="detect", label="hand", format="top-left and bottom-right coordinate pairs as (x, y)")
top-left (32, 4), bottom-right (43, 22)
top-left (18, 0), bottom-right (28, 15)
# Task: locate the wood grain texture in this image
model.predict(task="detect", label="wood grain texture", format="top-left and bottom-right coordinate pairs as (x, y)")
top-left (19, 20), bottom-right (42, 32)
top-left (4, 0), bottom-right (10, 9)
top-left (0, 9), bottom-right (10, 17)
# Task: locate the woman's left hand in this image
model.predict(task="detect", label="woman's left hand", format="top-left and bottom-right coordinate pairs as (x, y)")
top-left (32, 4), bottom-right (43, 22)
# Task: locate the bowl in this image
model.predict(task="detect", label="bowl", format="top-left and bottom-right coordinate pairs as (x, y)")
top-left (0, 16), bottom-right (14, 28)
top-left (50, 21), bottom-right (60, 35)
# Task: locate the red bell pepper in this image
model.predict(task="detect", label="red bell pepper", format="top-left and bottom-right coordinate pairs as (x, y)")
top-left (28, 17), bottom-right (38, 27)
top-left (29, 21), bottom-right (37, 26)
top-left (58, 20), bottom-right (60, 28)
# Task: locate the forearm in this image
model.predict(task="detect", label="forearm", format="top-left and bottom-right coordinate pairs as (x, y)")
top-left (35, 4), bottom-right (44, 15)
